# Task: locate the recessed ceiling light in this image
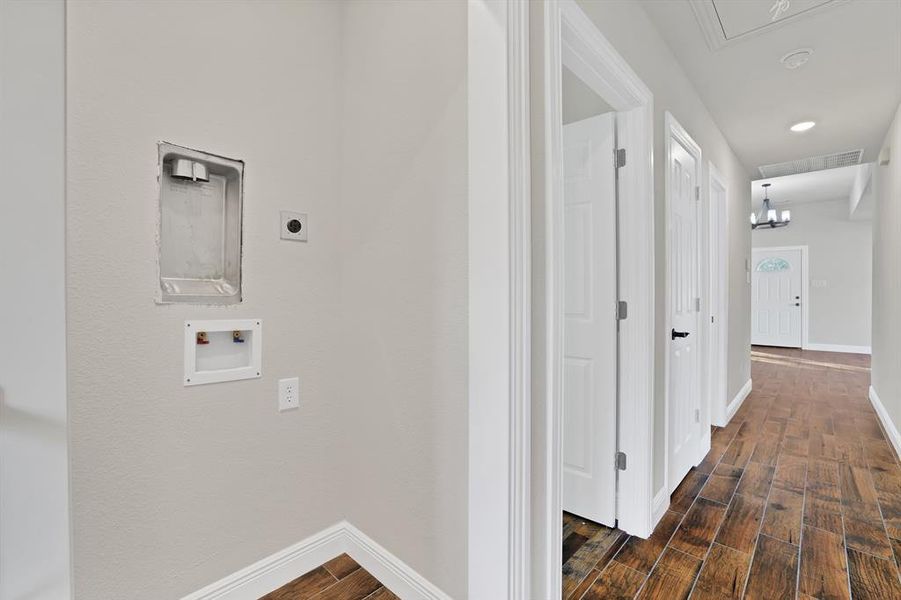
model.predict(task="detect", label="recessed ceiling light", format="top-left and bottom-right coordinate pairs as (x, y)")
top-left (781, 48), bottom-right (813, 69)
top-left (790, 121), bottom-right (816, 132)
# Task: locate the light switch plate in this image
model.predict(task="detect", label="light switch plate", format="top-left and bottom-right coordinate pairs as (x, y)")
top-left (280, 211), bottom-right (308, 242)
top-left (278, 377), bottom-right (300, 411)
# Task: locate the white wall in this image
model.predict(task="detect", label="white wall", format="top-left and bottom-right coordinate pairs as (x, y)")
top-left (66, 3), bottom-right (346, 597)
top-left (0, 1), bottom-right (71, 598)
top-left (338, 2), bottom-right (468, 597)
top-left (571, 0), bottom-right (752, 499)
top-left (66, 1), bottom-right (471, 597)
top-left (872, 101), bottom-right (901, 446)
top-left (753, 199), bottom-right (872, 349)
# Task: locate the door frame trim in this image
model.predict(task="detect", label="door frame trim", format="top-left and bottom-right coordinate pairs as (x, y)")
top-left (750, 245), bottom-right (809, 349)
top-left (664, 111), bottom-right (707, 495)
top-left (467, 1), bottom-right (531, 598)
top-left (707, 163), bottom-right (730, 426)
top-left (533, 1), bottom-right (656, 597)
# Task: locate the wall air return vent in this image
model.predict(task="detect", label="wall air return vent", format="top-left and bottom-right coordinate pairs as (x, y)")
top-left (757, 149), bottom-right (863, 179)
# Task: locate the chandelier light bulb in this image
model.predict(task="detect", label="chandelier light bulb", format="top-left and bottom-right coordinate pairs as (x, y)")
top-left (782, 210), bottom-right (791, 222)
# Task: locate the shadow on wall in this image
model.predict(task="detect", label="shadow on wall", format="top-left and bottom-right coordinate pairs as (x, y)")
top-left (0, 387), bottom-right (68, 445)
top-left (0, 387), bottom-right (70, 600)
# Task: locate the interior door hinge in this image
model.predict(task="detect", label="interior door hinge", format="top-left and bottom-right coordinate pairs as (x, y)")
top-left (695, 297), bottom-right (701, 312)
top-left (615, 148), bottom-right (626, 169)
top-left (711, 315), bottom-right (715, 324)
top-left (695, 186), bottom-right (701, 201)
top-left (617, 300), bottom-right (628, 320)
top-left (694, 409), bottom-right (700, 423)
top-left (615, 451), bottom-right (627, 471)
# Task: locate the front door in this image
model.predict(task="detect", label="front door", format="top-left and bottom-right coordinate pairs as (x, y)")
top-left (667, 123), bottom-right (702, 493)
top-left (751, 248), bottom-right (803, 348)
top-left (561, 112), bottom-right (617, 526)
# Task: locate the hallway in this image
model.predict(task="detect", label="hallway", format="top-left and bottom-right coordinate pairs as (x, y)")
top-left (562, 348), bottom-right (901, 599)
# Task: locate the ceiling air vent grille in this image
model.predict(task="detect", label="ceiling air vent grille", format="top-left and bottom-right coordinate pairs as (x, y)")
top-left (758, 149), bottom-right (863, 178)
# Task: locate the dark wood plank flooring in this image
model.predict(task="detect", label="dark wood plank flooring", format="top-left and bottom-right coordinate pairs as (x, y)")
top-left (563, 347), bottom-right (901, 599)
top-left (260, 554), bottom-right (397, 600)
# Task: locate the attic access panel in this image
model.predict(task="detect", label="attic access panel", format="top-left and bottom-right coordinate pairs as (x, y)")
top-left (714, 0), bottom-right (837, 40)
top-left (158, 142), bottom-right (244, 304)
top-left (690, 0), bottom-right (844, 50)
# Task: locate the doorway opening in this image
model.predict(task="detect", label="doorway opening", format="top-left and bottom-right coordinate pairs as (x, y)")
top-left (532, 1), bottom-right (655, 598)
top-left (751, 246), bottom-right (808, 349)
top-left (560, 66), bottom-right (618, 527)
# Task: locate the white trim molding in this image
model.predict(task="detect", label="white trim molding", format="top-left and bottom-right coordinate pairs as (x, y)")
top-left (652, 488), bottom-right (670, 527)
top-left (507, 1), bottom-right (532, 597)
top-left (869, 385), bottom-right (901, 459)
top-left (467, 1), bottom-right (531, 598)
top-left (707, 163), bottom-right (730, 428)
top-left (803, 343), bottom-right (872, 355)
top-left (726, 379), bottom-right (752, 424)
top-left (180, 521), bottom-right (452, 600)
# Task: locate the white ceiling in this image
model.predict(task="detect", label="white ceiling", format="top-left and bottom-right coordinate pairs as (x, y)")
top-left (750, 163), bottom-right (861, 207)
top-left (642, 0), bottom-right (901, 174)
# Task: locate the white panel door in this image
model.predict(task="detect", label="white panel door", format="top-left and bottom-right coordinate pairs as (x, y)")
top-left (751, 248), bottom-right (803, 348)
top-left (562, 113), bottom-right (617, 525)
top-left (668, 137), bottom-right (702, 493)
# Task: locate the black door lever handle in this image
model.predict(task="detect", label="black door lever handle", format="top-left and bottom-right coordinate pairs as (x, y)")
top-left (672, 329), bottom-right (690, 340)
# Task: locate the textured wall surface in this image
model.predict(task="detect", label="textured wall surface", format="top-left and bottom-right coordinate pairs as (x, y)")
top-left (871, 102), bottom-right (901, 441)
top-left (67, 3), bottom-right (345, 597)
top-left (338, 2), bottom-right (469, 597)
top-left (67, 1), bottom-right (470, 597)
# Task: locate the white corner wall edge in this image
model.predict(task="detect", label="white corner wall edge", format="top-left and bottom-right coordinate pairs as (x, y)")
top-left (869, 385), bottom-right (901, 460)
top-left (803, 343), bottom-right (872, 355)
top-left (725, 379), bottom-right (752, 424)
top-left (652, 488), bottom-right (669, 527)
top-left (180, 521), bottom-right (452, 600)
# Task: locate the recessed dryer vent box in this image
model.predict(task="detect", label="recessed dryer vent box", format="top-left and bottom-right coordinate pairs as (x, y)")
top-left (158, 142), bottom-right (244, 305)
top-left (184, 319), bottom-right (261, 386)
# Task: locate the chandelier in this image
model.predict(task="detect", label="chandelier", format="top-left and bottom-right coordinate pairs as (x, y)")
top-left (750, 183), bottom-right (790, 229)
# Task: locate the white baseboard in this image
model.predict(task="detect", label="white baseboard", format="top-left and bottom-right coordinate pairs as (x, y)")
top-left (804, 343), bottom-right (871, 355)
top-left (181, 521), bottom-right (451, 600)
top-left (652, 487), bottom-right (669, 528)
top-left (342, 523), bottom-right (452, 600)
top-left (725, 379), bottom-right (752, 424)
top-left (181, 523), bottom-right (346, 600)
top-left (869, 385), bottom-right (901, 460)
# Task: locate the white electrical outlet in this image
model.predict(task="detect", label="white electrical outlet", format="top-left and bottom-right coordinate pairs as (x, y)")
top-left (278, 377), bottom-right (300, 411)
top-left (280, 211), bottom-right (308, 242)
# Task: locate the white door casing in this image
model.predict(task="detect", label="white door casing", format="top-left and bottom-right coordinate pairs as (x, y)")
top-left (708, 164), bottom-right (729, 426)
top-left (751, 247), bottom-right (804, 348)
top-left (665, 112), bottom-right (704, 494)
top-left (561, 113), bottom-right (617, 525)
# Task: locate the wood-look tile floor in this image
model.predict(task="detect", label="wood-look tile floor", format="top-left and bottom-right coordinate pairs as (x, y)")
top-left (260, 554), bottom-right (398, 600)
top-left (563, 347), bottom-right (901, 600)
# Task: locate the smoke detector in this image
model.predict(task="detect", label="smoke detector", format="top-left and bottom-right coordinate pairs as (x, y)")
top-left (780, 48), bottom-right (813, 69)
